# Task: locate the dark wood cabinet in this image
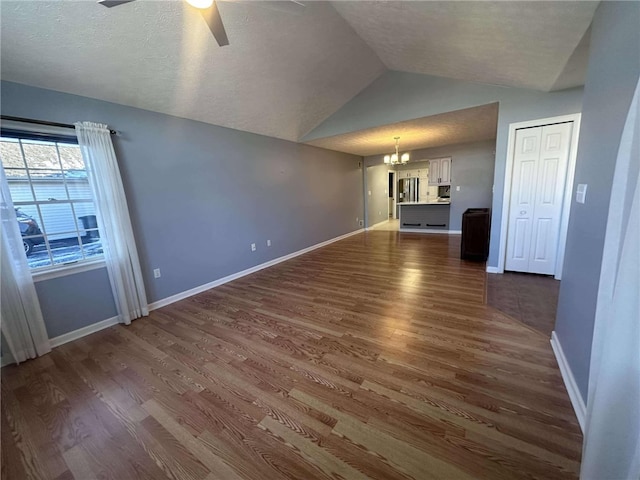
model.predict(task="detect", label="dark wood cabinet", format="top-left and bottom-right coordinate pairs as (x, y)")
top-left (461, 208), bottom-right (490, 261)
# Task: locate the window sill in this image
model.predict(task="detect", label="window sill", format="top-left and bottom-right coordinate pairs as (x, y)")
top-left (32, 259), bottom-right (106, 283)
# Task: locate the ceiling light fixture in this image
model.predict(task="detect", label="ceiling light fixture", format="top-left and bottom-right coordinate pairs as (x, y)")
top-left (186, 0), bottom-right (214, 9)
top-left (384, 136), bottom-right (410, 165)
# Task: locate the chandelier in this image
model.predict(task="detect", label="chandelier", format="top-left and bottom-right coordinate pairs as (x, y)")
top-left (383, 136), bottom-right (410, 165)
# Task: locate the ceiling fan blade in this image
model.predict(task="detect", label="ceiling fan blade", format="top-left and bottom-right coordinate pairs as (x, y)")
top-left (98, 0), bottom-right (136, 7)
top-left (201, 1), bottom-right (229, 47)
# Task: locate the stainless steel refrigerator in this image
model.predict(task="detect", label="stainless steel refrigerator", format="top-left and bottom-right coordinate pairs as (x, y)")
top-left (398, 178), bottom-right (419, 203)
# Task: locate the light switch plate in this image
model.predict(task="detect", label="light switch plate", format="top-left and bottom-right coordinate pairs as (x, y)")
top-left (576, 184), bottom-right (588, 204)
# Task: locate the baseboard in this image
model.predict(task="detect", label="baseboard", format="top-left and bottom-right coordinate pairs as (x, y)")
top-left (366, 220), bottom-right (390, 231)
top-left (486, 266), bottom-right (499, 273)
top-left (1, 355), bottom-right (14, 368)
top-left (550, 331), bottom-right (586, 432)
top-left (399, 229), bottom-right (462, 235)
top-left (48, 315), bottom-right (120, 348)
top-left (5, 229), bottom-right (365, 362)
top-left (148, 228), bottom-right (365, 311)
top-left (0, 315), bottom-right (121, 367)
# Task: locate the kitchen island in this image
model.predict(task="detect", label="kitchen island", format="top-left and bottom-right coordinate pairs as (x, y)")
top-left (398, 201), bottom-right (455, 233)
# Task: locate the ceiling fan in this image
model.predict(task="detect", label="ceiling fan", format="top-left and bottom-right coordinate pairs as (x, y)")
top-left (98, 0), bottom-right (304, 47)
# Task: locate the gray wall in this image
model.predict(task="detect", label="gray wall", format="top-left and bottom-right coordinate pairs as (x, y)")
top-left (366, 164), bottom-right (391, 227)
top-left (554, 1), bottom-right (640, 402)
top-left (1, 81), bottom-right (364, 338)
top-left (35, 268), bottom-right (117, 338)
top-left (305, 72), bottom-right (583, 267)
top-left (365, 140), bottom-right (496, 230)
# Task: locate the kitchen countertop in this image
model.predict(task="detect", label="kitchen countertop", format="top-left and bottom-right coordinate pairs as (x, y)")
top-left (398, 200), bottom-right (451, 206)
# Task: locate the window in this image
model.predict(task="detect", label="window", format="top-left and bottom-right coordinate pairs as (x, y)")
top-left (0, 133), bottom-right (103, 271)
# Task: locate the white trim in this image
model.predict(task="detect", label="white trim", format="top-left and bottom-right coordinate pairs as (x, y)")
top-left (550, 331), bottom-right (586, 432)
top-left (2, 315), bottom-right (118, 367)
top-left (3, 229), bottom-right (366, 364)
top-left (148, 229), bottom-right (365, 311)
top-left (486, 266), bottom-right (499, 273)
top-left (49, 315), bottom-right (120, 348)
top-left (32, 259), bottom-right (106, 283)
top-left (554, 115), bottom-right (581, 280)
top-left (497, 113), bottom-right (581, 275)
top-left (388, 169), bottom-right (397, 220)
top-left (366, 220), bottom-right (390, 231)
top-left (399, 229), bottom-right (461, 235)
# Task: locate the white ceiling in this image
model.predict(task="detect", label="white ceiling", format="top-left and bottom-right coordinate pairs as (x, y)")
top-left (331, 1), bottom-right (598, 92)
top-left (305, 103), bottom-right (498, 156)
top-left (0, 0), bottom-right (385, 142)
top-left (0, 1), bottom-right (598, 142)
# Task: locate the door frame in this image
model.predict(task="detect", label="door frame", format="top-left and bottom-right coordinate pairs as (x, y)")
top-left (497, 113), bottom-right (581, 279)
top-left (388, 170), bottom-right (397, 219)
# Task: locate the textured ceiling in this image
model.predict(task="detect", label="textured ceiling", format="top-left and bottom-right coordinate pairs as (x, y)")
top-left (0, 1), bottom-right (598, 143)
top-left (331, 1), bottom-right (598, 92)
top-left (305, 103), bottom-right (498, 156)
top-left (0, 0), bottom-right (385, 141)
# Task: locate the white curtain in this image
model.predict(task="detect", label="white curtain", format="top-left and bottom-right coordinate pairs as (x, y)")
top-left (580, 78), bottom-right (640, 479)
top-left (75, 122), bottom-right (148, 325)
top-left (0, 167), bottom-right (51, 363)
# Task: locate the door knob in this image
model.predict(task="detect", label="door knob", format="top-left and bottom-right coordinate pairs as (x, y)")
top-left (520, 210), bottom-right (526, 215)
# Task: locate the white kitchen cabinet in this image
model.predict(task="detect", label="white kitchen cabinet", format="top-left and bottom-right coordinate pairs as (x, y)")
top-left (440, 157), bottom-right (451, 184)
top-left (419, 179), bottom-right (430, 202)
top-left (428, 157), bottom-right (452, 186)
top-left (428, 160), bottom-right (440, 186)
top-left (398, 169), bottom-right (419, 178)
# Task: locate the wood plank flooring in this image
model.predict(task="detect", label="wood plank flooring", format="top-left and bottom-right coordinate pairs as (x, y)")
top-left (1, 231), bottom-right (583, 480)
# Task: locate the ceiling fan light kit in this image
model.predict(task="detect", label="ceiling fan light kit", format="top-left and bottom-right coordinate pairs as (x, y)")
top-left (384, 136), bottom-right (410, 165)
top-left (98, 0), bottom-right (227, 46)
top-left (185, 0), bottom-right (214, 9)
top-left (99, 0), bottom-right (303, 48)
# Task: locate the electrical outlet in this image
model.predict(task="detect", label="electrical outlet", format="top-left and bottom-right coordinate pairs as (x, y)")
top-left (267, 239), bottom-right (271, 247)
top-left (359, 220), bottom-right (364, 227)
top-left (456, 186), bottom-right (460, 191)
top-left (153, 268), bottom-right (161, 278)
top-left (251, 243), bottom-right (256, 252)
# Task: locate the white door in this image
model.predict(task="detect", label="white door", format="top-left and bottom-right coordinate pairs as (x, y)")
top-left (505, 122), bottom-right (572, 274)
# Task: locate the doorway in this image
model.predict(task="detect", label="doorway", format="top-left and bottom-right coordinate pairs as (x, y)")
top-left (388, 170), bottom-right (396, 219)
top-left (498, 114), bottom-right (581, 279)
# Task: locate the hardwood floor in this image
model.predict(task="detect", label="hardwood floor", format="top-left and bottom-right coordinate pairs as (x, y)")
top-left (487, 271), bottom-right (560, 337)
top-left (1, 231), bottom-right (582, 480)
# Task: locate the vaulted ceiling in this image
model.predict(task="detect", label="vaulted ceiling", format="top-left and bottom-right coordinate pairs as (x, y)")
top-left (332, 1), bottom-right (597, 92)
top-left (1, 1), bottom-right (598, 144)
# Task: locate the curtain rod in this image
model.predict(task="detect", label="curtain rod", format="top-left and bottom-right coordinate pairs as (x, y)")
top-left (0, 115), bottom-right (117, 135)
